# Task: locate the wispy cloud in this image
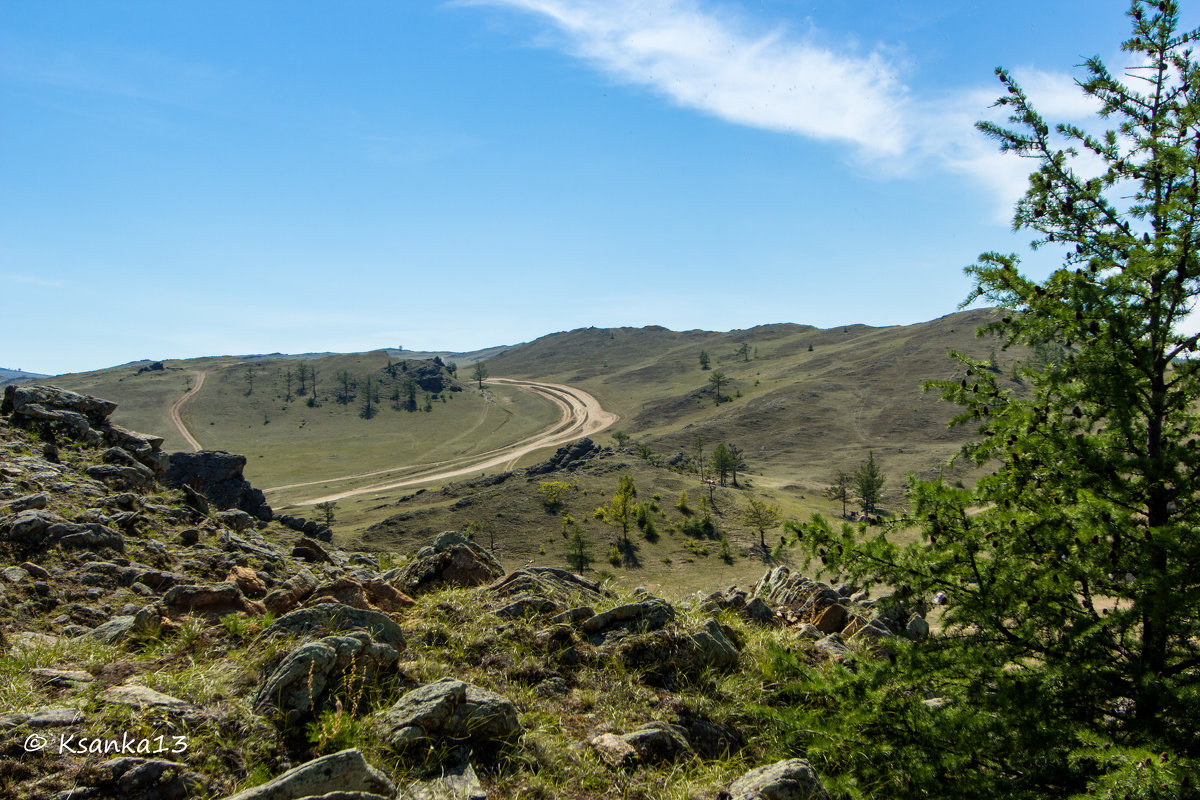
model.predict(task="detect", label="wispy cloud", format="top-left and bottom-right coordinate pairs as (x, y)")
top-left (464, 0), bottom-right (1111, 216)
top-left (463, 0), bottom-right (911, 157)
top-left (2, 273), bottom-right (66, 288)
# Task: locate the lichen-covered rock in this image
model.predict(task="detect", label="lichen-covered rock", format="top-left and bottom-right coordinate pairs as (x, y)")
top-left (726, 758), bottom-right (832, 800)
top-left (255, 632), bottom-right (399, 719)
top-left (161, 581), bottom-right (264, 617)
top-left (581, 596), bottom-right (676, 642)
top-left (219, 749), bottom-right (395, 800)
top-left (377, 677), bottom-right (521, 751)
top-left (620, 722), bottom-right (694, 764)
top-left (261, 603), bottom-right (405, 650)
top-left (393, 532), bottom-right (504, 595)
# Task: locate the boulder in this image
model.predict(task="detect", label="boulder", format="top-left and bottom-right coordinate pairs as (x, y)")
top-left (590, 733), bottom-right (638, 769)
top-left (525, 437), bottom-right (599, 476)
top-left (620, 722), bottom-right (694, 764)
top-left (581, 596), bottom-right (676, 641)
top-left (219, 749), bottom-right (395, 800)
top-left (377, 677), bottom-right (521, 751)
top-left (2, 384), bottom-right (116, 425)
top-left (92, 757), bottom-right (205, 800)
top-left (216, 509), bottom-right (256, 532)
top-left (305, 577), bottom-right (415, 612)
top-left (162, 582), bottom-right (264, 617)
top-left (101, 684), bottom-right (203, 718)
top-left (261, 603), bottom-right (406, 650)
top-left (402, 761), bottom-right (487, 800)
top-left (255, 632), bottom-right (399, 719)
top-left (7, 493), bottom-right (49, 512)
top-left (225, 566), bottom-right (267, 599)
top-left (393, 533), bottom-right (504, 595)
top-left (726, 759), bottom-right (832, 800)
top-left (162, 450), bottom-right (272, 520)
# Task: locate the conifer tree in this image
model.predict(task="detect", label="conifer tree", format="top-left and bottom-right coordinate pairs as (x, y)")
top-left (796, 3), bottom-right (1200, 794)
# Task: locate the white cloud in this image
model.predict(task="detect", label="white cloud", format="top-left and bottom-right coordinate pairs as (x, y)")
top-left (2, 273), bottom-right (66, 288)
top-left (465, 0), bottom-right (1124, 217)
top-left (463, 0), bottom-right (911, 157)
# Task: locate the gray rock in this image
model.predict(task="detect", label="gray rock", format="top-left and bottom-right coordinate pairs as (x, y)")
top-left (256, 632), bottom-right (399, 717)
top-left (378, 677), bottom-right (521, 750)
top-left (906, 614), bottom-right (930, 639)
top-left (261, 603), bottom-right (405, 650)
top-left (403, 761), bottom-right (488, 800)
top-left (101, 684), bottom-right (202, 717)
top-left (582, 597), bottom-right (675, 637)
top-left (163, 450), bottom-right (273, 521)
top-left (590, 732), bottom-right (638, 769)
top-left (219, 749), bottom-right (395, 800)
top-left (31, 668), bottom-right (93, 686)
top-left (88, 615), bottom-right (138, 644)
top-left (2, 565), bottom-right (30, 583)
top-left (8, 492), bottom-right (49, 512)
top-left (620, 722), bottom-right (694, 764)
top-left (0, 706), bottom-right (83, 729)
top-left (393, 534), bottom-right (504, 595)
top-left (99, 756), bottom-right (204, 800)
top-left (217, 509), bottom-right (257, 532)
top-left (687, 619), bottom-right (739, 670)
top-left (727, 758), bottom-right (831, 800)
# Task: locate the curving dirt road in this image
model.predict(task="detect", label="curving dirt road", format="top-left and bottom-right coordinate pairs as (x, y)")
top-left (277, 377), bottom-right (618, 506)
top-left (170, 371), bottom-right (206, 451)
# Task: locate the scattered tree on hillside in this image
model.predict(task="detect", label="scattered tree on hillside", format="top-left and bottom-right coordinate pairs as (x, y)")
top-left (314, 500), bottom-right (337, 527)
top-left (795, 5), bottom-right (1200, 793)
top-left (593, 473), bottom-right (637, 546)
top-left (611, 430), bottom-right (630, 448)
top-left (727, 443), bottom-right (746, 487)
top-left (307, 367), bottom-right (319, 407)
top-left (360, 375), bottom-right (380, 419)
top-left (824, 470), bottom-right (853, 517)
top-left (471, 362), bottom-right (489, 389)
top-left (563, 520), bottom-right (593, 574)
top-left (335, 371), bottom-right (356, 405)
top-left (401, 377), bottom-right (417, 412)
top-left (741, 496), bottom-right (781, 551)
top-left (445, 360), bottom-right (457, 376)
top-left (297, 363), bottom-right (309, 396)
top-left (708, 370), bottom-right (727, 403)
top-left (699, 350), bottom-right (711, 370)
top-left (735, 342), bottom-right (751, 362)
top-left (244, 365), bottom-right (254, 397)
top-left (283, 367), bottom-right (294, 402)
top-left (853, 450), bottom-right (885, 514)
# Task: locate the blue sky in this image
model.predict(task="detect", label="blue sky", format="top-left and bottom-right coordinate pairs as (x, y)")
top-left (3, 1), bottom-right (1191, 375)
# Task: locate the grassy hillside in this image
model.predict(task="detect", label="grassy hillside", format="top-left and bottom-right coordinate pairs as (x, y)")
top-left (50, 353), bottom-right (562, 497)
top-left (45, 309), bottom-right (1020, 597)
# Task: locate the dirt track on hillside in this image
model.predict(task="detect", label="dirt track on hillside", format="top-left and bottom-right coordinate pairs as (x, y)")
top-left (270, 377), bottom-right (618, 506)
top-left (170, 371), bottom-right (206, 451)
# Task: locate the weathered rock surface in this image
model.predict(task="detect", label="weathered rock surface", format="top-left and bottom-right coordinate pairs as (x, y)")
top-left (403, 761), bottom-right (487, 800)
top-left (162, 581), bottom-right (265, 617)
top-left (726, 758), bottom-right (832, 800)
top-left (256, 631), bottom-right (400, 718)
top-left (261, 603), bottom-right (406, 650)
top-left (378, 677), bottom-right (521, 751)
top-left (219, 749), bottom-right (395, 800)
top-left (392, 532), bottom-right (504, 595)
top-left (93, 756), bottom-right (206, 800)
top-left (162, 450), bottom-right (272, 520)
top-left (305, 577), bottom-right (415, 612)
top-left (525, 437), bottom-right (599, 475)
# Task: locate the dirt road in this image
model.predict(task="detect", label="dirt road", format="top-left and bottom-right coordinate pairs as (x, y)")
top-left (275, 378), bottom-right (618, 506)
top-left (170, 371), bottom-right (206, 451)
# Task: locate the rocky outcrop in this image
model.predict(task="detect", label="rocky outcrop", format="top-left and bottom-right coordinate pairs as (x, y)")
top-left (304, 577), bottom-right (415, 613)
top-left (162, 450), bottom-right (272, 521)
top-left (255, 631), bottom-right (400, 720)
top-left (488, 566), bottom-right (606, 620)
top-left (726, 759), bottom-right (832, 800)
top-left (525, 437), bottom-right (600, 476)
top-left (261, 603), bottom-right (406, 650)
top-left (377, 677), bottom-right (521, 752)
top-left (391, 532), bottom-right (504, 595)
top-left (2, 385), bottom-right (168, 475)
top-left (219, 749), bottom-right (395, 800)
top-left (274, 513), bottom-right (332, 542)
